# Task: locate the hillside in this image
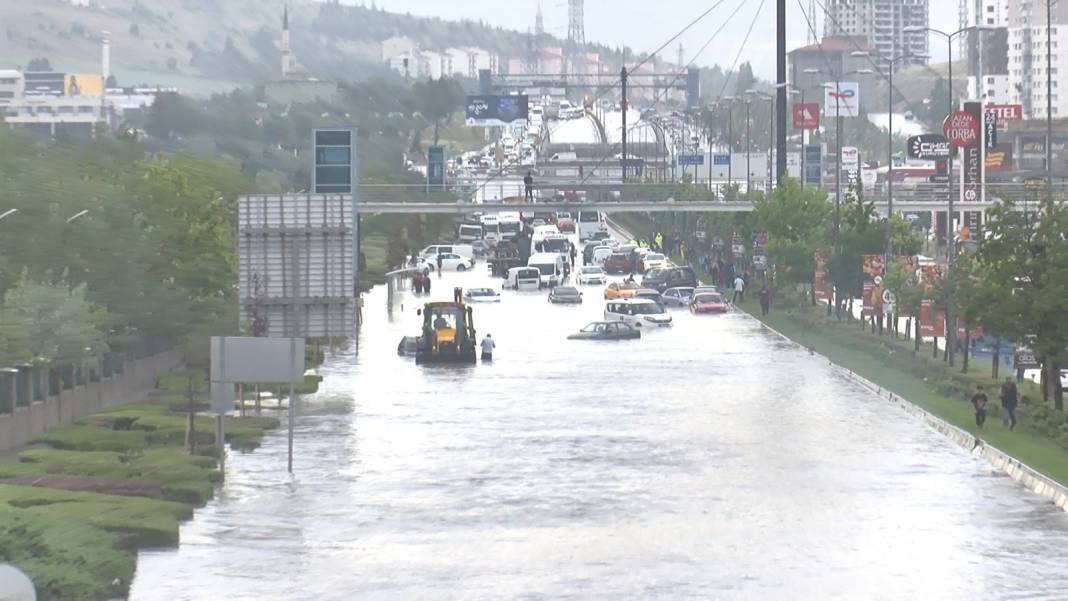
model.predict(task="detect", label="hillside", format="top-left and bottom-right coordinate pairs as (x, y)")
top-left (0, 0), bottom-right (623, 94)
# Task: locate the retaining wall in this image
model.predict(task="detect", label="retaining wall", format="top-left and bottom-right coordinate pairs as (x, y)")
top-left (0, 350), bottom-right (183, 454)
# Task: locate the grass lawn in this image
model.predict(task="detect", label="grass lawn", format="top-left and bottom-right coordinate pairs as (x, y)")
top-left (738, 295), bottom-right (1068, 487)
top-left (0, 370), bottom-right (282, 600)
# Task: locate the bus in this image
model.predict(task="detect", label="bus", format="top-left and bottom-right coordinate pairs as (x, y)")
top-left (578, 211), bottom-right (606, 241)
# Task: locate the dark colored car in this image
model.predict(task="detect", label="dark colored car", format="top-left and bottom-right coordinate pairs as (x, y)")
top-left (549, 286), bottom-right (583, 304)
top-left (642, 266), bottom-right (698, 292)
top-left (568, 321), bottom-right (641, 340)
top-left (589, 231), bottom-right (611, 243)
top-left (604, 252), bottom-right (632, 274)
top-left (397, 336), bottom-right (419, 356)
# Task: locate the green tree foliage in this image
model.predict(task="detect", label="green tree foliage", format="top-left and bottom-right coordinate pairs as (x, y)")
top-left (733, 62), bottom-right (756, 97)
top-left (0, 281), bottom-right (108, 365)
top-left (752, 177), bottom-right (831, 284)
top-left (26, 58), bottom-right (52, 71)
top-left (412, 77), bottom-right (464, 145)
top-left (963, 198), bottom-right (1068, 408)
top-left (0, 129), bottom-right (249, 357)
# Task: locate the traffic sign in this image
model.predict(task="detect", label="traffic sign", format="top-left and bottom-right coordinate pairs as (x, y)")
top-left (792, 102), bottom-right (820, 129)
top-left (943, 111), bottom-right (979, 147)
top-left (677, 154), bottom-right (704, 166)
top-left (907, 134), bottom-right (950, 160)
top-left (984, 110), bottom-right (998, 150)
top-left (713, 154), bottom-right (730, 165)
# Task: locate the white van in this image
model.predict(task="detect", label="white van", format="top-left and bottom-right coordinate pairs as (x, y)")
top-left (578, 211), bottom-right (606, 241)
top-left (419, 244), bottom-right (474, 261)
top-left (457, 223), bottom-right (483, 243)
top-left (604, 298), bottom-right (673, 328)
top-left (504, 266), bottom-right (542, 291)
top-left (527, 252), bottom-right (566, 288)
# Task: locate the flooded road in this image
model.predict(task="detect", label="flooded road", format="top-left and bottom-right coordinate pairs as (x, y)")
top-left (130, 256), bottom-right (1068, 600)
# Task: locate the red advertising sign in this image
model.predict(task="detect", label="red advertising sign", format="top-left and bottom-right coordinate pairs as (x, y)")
top-left (792, 102), bottom-right (820, 130)
top-left (986, 103), bottom-right (1023, 127)
top-left (861, 254), bottom-right (885, 317)
top-left (919, 300), bottom-right (945, 338)
top-left (943, 111), bottom-right (979, 147)
top-left (813, 249), bottom-right (832, 302)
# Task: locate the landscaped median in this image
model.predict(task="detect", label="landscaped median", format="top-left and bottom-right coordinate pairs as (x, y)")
top-left (735, 293), bottom-right (1068, 489)
top-left (0, 371), bottom-right (281, 601)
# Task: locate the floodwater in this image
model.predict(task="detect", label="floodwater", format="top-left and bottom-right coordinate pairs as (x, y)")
top-left (129, 247), bottom-right (1068, 601)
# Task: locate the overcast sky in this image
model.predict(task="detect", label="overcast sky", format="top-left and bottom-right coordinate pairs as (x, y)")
top-left (354, 0), bottom-right (959, 78)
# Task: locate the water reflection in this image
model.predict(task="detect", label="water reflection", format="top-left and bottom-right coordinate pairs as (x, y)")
top-left (129, 264), bottom-right (1068, 601)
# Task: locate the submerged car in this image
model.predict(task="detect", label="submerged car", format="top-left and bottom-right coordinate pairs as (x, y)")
top-left (690, 292), bottom-right (729, 313)
top-left (632, 288), bottom-right (663, 305)
top-left (549, 286), bottom-right (583, 304)
top-left (603, 252), bottom-right (632, 274)
top-left (397, 335), bottom-right (419, 356)
top-left (604, 281), bottom-right (640, 299)
top-left (661, 286), bottom-right (695, 307)
top-left (464, 287), bottom-right (501, 302)
top-left (576, 266), bottom-right (607, 285)
top-left (568, 321), bottom-right (641, 340)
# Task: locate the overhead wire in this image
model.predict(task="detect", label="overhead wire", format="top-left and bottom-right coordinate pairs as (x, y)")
top-left (574, 0), bottom-right (754, 187)
top-left (459, 1), bottom-right (729, 202)
top-left (715, 0), bottom-right (767, 100)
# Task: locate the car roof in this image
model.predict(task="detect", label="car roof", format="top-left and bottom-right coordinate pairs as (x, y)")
top-left (611, 298), bottom-right (658, 305)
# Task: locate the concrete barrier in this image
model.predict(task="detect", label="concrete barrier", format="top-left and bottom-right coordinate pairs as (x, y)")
top-left (0, 350), bottom-right (183, 455)
top-left (756, 320), bottom-right (1068, 513)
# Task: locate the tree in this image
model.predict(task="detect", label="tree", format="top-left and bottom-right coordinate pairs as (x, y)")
top-left (963, 198), bottom-right (1068, 408)
top-left (26, 57), bottom-right (52, 71)
top-left (752, 177), bottom-right (831, 286)
top-left (733, 62), bottom-right (755, 97)
top-left (412, 77), bottom-right (464, 145)
top-left (1, 281), bottom-right (108, 365)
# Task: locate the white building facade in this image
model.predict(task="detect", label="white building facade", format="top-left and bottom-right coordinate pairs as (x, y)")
top-left (1006, 0), bottom-right (1068, 118)
top-left (824, 0), bottom-right (929, 72)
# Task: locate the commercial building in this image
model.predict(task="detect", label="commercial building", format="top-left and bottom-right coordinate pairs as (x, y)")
top-left (1005, 0), bottom-right (1068, 119)
top-left (0, 70), bottom-right (105, 138)
top-left (823, 0), bottom-right (929, 72)
top-left (789, 36), bottom-right (879, 114)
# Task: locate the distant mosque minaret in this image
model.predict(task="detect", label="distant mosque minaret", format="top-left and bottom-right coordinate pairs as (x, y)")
top-left (281, 3), bottom-right (292, 78)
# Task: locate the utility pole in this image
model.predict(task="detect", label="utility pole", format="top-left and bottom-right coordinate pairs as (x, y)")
top-left (1047, 0), bottom-right (1054, 192)
top-left (775, 0), bottom-right (787, 184)
top-left (621, 66), bottom-right (628, 181)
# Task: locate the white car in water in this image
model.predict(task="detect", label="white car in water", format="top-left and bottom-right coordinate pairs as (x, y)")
top-left (576, 266), bottom-right (607, 285)
top-left (417, 253), bottom-right (475, 272)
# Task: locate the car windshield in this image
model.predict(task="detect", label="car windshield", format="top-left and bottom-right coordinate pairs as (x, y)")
top-left (695, 294), bottom-right (723, 304)
top-left (499, 222), bottom-right (520, 233)
top-left (645, 268), bottom-right (666, 279)
top-left (632, 303), bottom-right (665, 315)
top-left (555, 287), bottom-right (579, 296)
top-left (542, 238), bottom-right (569, 252)
top-left (581, 323), bottom-right (604, 333)
top-left (581, 267), bottom-right (603, 274)
top-left (468, 288), bottom-right (494, 296)
top-left (645, 254), bottom-right (665, 261)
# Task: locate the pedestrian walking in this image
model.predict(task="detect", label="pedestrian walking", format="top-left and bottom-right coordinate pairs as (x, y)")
top-left (971, 385), bottom-right (989, 428)
top-left (732, 275), bottom-right (745, 303)
top-left (569, 243), bottom-right (577, 267)
top-left (1000, 376), bottom-right (1019, 430)
top-left (524, 171), bottom-right (535, 202)
top-left (436, 253), bottom-right (444, 275)
top-left (481, 333), bottom-right (495, 361)
top-left (454, 287), bottom-right (463, 303)
top-left (759, 285), bottom-right (771, 316)
top-left (424, 269), bottom-right (432, 294)
top-left (412, 270), bottom-right (424, 294)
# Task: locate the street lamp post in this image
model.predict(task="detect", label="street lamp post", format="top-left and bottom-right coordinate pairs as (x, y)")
top-left (723, 96), bottom-right (736, 191)
top-left (748, 89), bottom-right (776, 192)
top-left (885, 53), bottom-right (928, 254)
top-left (745, 99), bottom-right (752, 196)
top-left (905, 25), bottom-right (990, 367)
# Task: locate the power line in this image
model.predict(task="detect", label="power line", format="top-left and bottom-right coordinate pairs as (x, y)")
top-left (464, 1), bottom-right (729, 201)
top-left (576, 0), bottom-right (751, 187)
top-left (716, 0), bottom-right (767, 100)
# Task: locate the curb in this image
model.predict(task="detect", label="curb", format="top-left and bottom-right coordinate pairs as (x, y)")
top-left (753, 314), bottom-right (1068, 513)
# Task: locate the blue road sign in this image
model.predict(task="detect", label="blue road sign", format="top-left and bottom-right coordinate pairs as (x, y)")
top-left (713, 154), bottom-right (730, 165)
top-left (677, 154), bottom-right (704, 166)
